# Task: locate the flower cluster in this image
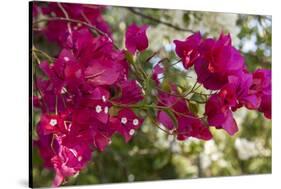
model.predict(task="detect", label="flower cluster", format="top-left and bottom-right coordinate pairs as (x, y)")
top-left (174, 32), bottom-right (271, 135)
top-left (33, 3), bottom-right (147, 186)
top-left (32, 2), bottom-right (271, 187)
top-left (33, 2), bottom-right (111, 46)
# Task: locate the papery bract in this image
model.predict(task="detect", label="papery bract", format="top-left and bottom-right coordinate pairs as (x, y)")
top-left (177, 116), bottom-right (212, 141)
top-left (174, 32), bottom-right (202, 69)
top-left (205, 94), bottom-right (238, 135)
top-left (113, 80), bottom-right (144, 104)
top-left (125, 24), bottom-right (149, 54)
top-left (110, 108), bottom-right (143, 142)
top-left (157, 88), bottom-right (212, 140)
top-left (194, 33), bottom-right (244, 90)
top-left (41, 3), bottom-right (111, 46)
top-left (250, 69), bottom-right (272, 118)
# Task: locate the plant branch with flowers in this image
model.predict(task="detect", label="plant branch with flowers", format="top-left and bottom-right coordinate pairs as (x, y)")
top-left (31, 2), bottom-right (271, 187)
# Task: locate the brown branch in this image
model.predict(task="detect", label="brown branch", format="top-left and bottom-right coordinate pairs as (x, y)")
top-left (127, 8), bottom-right (195, 33)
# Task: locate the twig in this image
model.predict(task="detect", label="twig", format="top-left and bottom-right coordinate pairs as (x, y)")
top-left (57, 3), bottom-right (72, 35)
top-left (127, 8), bottom-right (195, 33)
top-left (32, 46), bottom-right (54, 62)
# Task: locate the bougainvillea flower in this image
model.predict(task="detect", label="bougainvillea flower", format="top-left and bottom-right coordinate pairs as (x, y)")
top-left (51, 136), bottom-right (92, 187)
top-left (34, 78), bottom-right (68, 113)
top-left (77, 88), bottom-right (111, 124)
top-left (90, 122), bottom-right (114, 151)
top-left (258, 94), bottom-right (271, 119)
top-left (34, 134), bottom-right (57, 169)
top-left (251, 69), bottom-right (271, 95)
top-left (177, 116), bottom-right (212, 141)
top-left (226, 71), bottom-right (261, 110)
top-left (205, 94), bottom-right (238, 135)
top-left (174, 32), bottom-right (202, 69)
top-left (38, 49), bottom-right (84, 93)
top-left (110, 108), bottom-right (143, 142)
top-left (41, 3), bottom-right (111, 46)
top-left (125, 23), bottom-right (149, 54)
top-left (51, 155), bottom-right (77, 187)
top-left (194, 33), bottom-right (245, 90)
top-left (156, 88), bottom-right (212, 140)
top-left (113, 80), bottom-right (144, 104)
top-left (215, 70), bottom-right (260, 113)
top-left (156, 90), bottom-right (183, 131)
top-left (39, 60), bottom-right (65, 94)
top-left (36, 113), bottom-right (69, 135)
top-left (35, 133), bottom-right (91, 187)
top-left (157, 110), bottom-right (175, 130)
top-left (84, 58), bottom-right (123, 86)
top-left (152, 61), bottom-right (165, 85)
top-left (161, 100), bottom-right (212, 140)
top-left (67, 33), bottom-right (128, 86)
top-left (250, 69), bottom-right (272, 118)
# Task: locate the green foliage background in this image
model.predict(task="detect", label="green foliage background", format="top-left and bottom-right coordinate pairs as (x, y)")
top-left (32, 4), bottom-right (272, 187)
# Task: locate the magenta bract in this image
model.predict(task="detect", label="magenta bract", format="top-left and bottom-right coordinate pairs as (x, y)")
top-left (125, 23), bottom-right (149, 54)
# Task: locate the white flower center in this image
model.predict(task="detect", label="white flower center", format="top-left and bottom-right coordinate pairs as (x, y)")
top-left (102, 95), bottom-right (106, 102)
top-left (104, 106), bottom-right (109, 114)
top-left (121, 117), bottom-right (127, 124)
top-left (96, 105), bottom-right (102, 113)
top-left (133, 119), bottom-right (139, 126)
top-left (129, 129), bottom-right (135, 136)
top-left (49, 119), bottom-right (57, 126)
top-left (64, 56), bottom-right (70, 62)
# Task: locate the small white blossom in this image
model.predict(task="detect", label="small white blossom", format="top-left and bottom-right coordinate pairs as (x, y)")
top-left (96, 105), bottom-right (102, 113)
top-left (121, 117), bottom-right (127, 124)
top-left (129, 129), bottom-right (135, 136)
top-left (49, 119), bottom-right (57, 126)
top-left (133, 119), bottom-right (139, 126)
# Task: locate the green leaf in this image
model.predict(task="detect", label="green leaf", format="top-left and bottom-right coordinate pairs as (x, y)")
top-left (190, 93), bottom-right (205, 103)
top-left (188, 101), bottom-right (199, 115)
top-left (161, 79), bottom-right (171, 92)
top-left (125, 50), bottom-right (134, 64)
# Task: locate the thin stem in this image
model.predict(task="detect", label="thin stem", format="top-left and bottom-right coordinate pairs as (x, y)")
top-left (145, 51), bottom-right (160, 63)
top-left (32, 51), bottom-right (40, 65)
top-left (185, 81), bottom-right (198, 96)
top-left (192, 91), bottom-right (212, 97)
top-left (130, 63), bottom-right (144, 82)
top-left (127, 8), bottom-right (195, 33)
top-left (32, 46), bottom-right (54, 62)
top-left (57, 2), bottom-right (72, 35)
top-left (111, 101), bottom-right (203, 120)
top-left (189, 99), bottom-right (207, 104)
top-left (148, 115), bottom-right (174, 135)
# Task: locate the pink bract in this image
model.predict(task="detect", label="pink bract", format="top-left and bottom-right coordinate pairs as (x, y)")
top-left (125, 23), bottom-right (149, 54)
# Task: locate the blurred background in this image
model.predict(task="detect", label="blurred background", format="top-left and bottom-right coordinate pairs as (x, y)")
top-left (32, 3), bottom-right (272, 187)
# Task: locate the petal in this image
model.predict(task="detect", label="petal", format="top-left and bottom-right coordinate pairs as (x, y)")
top-left (221, 110), bottom-right (238, 135)
top-left (157, 111), bottom-right (174, 130)
top-left (125, 24), bottom-right (149, 53)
